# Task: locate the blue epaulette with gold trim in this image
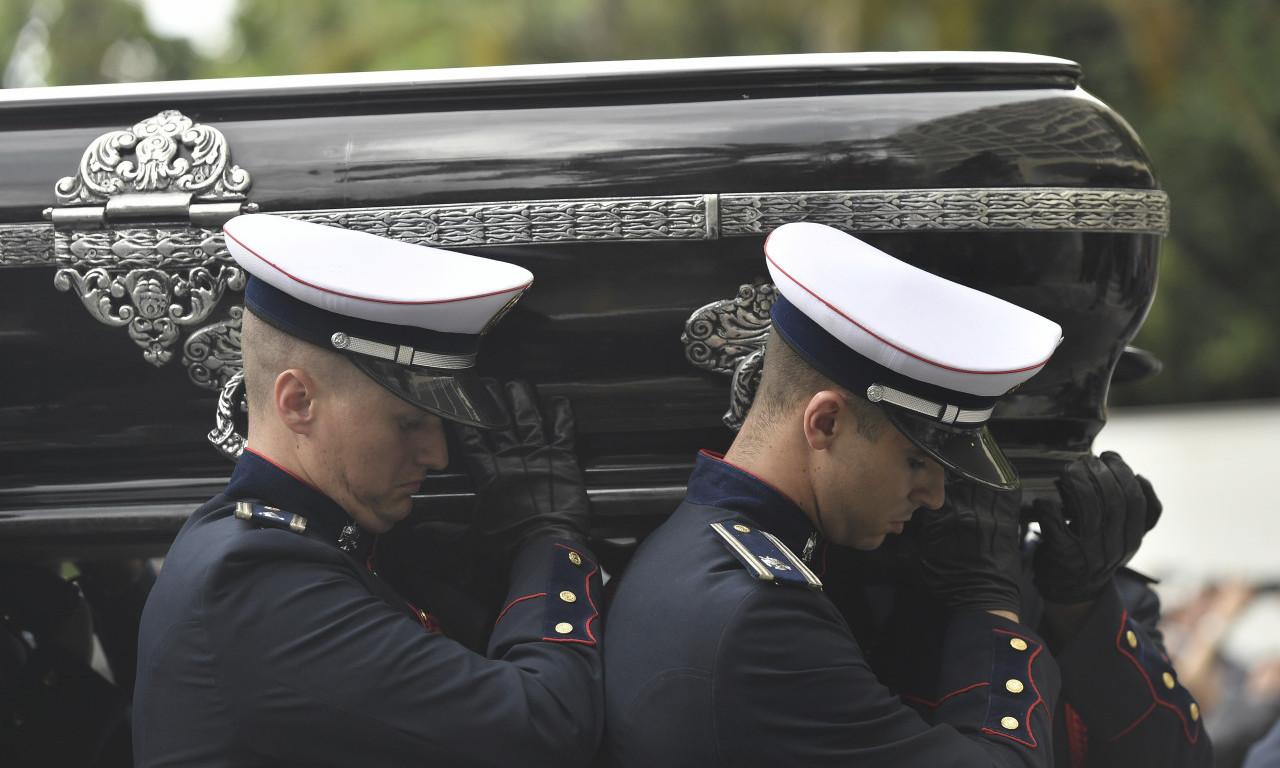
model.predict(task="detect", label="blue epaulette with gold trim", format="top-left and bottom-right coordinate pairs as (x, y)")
top-left (234, 501), bottom-right (308, 534)
top-left (710, 520), bottom-right (822, 590)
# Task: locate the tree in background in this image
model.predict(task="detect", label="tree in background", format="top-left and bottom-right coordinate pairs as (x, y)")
top-left (2, 0), bottom-right (1278, 407)
top-left (0, 0), bottom-right (197, 87)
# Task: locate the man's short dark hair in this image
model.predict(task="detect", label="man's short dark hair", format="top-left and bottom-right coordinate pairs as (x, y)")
top-left (748, 329), bottom-right (887, 441)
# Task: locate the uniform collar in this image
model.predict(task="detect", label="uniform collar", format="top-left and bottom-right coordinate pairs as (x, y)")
top-left (686, 450), bottom-right (820, 558)
top-left (225, 449), bottom-right (368, 553)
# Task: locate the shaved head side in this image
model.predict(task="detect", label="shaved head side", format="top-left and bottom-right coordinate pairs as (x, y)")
top-left (748, 329), bottom-right (887, 442)
top-left (240, 310), bottom-right (368, 424)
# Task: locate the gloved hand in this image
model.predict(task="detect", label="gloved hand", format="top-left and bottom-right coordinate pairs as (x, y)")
top-left (905, 480), bottom-right (1024, 616)
top-left (453, 379), bottom-right (591, 558)
top-left (1032, 451), bottom-right (1161, 604)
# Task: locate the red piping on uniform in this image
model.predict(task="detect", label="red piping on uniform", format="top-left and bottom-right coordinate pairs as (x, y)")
top-left (764, 252), bottom-right (1051, 376)
top-left (225, 227), bottom-right (533, 305)
top-left (985, 629), bottom-right (1048, 748)
top-left (243, 448), bottom-right (327, 496)
top-left (898, 681), bottom-right (989, 708)
top-left (700, 450), bottom-right (799, 507)
top-left (405, 601), bottom-right (441, 633)
top-left (1109, 703), bottom-right (1156, 741)
top-left (554, 543), bottom-right (601, 644)
top-left (495, 593), bottom-right (546, 625)
top-left (1064, 701), bottom-right (1089, 768)
top-left (1110, 611), bottom-right (1200, 743)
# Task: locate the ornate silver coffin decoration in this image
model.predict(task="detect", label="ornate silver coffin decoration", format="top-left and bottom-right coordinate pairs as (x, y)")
top-left (0, 108), bottom-right (1171, 461)
top-left (682, 283), bottom-right (777, 430)
top-left (48, 110), bottom-right (253, 369)
top-left (6, 186), bottom-right (1172, 270)
top-left (209, 369), bottom-right (248, 461)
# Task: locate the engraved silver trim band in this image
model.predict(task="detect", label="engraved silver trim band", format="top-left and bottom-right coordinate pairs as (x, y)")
top-left (2, 187), bottom-right (1170, 269)
top-left (330, 331), bottom-right (476, 370)
top-left (865, 383), bottom-right (994, 425)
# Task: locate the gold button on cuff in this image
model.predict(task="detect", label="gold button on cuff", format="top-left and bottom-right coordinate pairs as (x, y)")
top-left (568, 551), bottom-right (582, 566)
top-left (734, 524), bottom-right (751, 533)
top-left (555, 622), bottom-right (574, 634)
top-left (1126, 630), bottom-right (1138, 648)
top-left (559, 590), bottom-right (577, 603)
top-left (1005, 679), bottom-right (1025, 694)
top-left (1190, 702), bottom-right (1200, 721)
top-left (1001, 716), bottom-right (1019, 730)
top-left (1009, 637), bottom-right (1028, 651)
top-left (1162, 672), bottom-right (1176, 690)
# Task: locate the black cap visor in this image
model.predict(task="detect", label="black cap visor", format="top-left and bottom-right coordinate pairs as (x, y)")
top-left (881, 406), bottom-right (1018, 490)
top-left (349, 356), bottom-right (508, 429)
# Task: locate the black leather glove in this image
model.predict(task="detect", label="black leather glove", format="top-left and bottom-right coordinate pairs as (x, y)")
top-left (905, 480), bottom-right (1024, 616)
top-left (1032, 451), bottom-right (1161, 604)
top-left (453, 379), bottom-right (591, 558)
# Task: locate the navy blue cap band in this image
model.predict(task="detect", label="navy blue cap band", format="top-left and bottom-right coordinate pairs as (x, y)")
top-left (245, 277), bottom-right (482, 358)
top-left (769, 294), bottom-right (997, 412)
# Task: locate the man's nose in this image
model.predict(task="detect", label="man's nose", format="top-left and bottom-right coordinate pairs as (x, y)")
top-left (417, 423), bottom-right (449, 470)
top-left (912, 462), bottom-right (946, 511)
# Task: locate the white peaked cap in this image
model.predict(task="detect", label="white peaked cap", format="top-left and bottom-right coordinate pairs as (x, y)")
top-left (224, 213), bottom-right (533, 428)
top-left (224, 213), bottom-right (532, 335)
top-left (763, 222), bottom-right (1063, 488)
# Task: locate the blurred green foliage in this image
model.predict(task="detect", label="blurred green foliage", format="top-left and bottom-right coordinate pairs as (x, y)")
top-left (2, 0), bottom-right (1277, 406)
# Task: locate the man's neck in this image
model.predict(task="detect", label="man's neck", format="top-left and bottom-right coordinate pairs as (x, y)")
top-left (723, 426), bottom-right (817, 529)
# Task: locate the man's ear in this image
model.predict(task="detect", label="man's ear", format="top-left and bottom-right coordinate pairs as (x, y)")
top-left (802, 390), bottom-right (845, 451)
top-left (275, 369), bottom-right (317, 435)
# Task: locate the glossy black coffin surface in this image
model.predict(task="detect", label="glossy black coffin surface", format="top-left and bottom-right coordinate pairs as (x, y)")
top-left (0, 53), bottom-right (1166, 558)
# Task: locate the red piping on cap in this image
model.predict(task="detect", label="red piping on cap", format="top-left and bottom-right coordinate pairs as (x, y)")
top-left (764, 251), bottom-right (1050, 377)
top-left (225, 226), bottom-right (533, 305)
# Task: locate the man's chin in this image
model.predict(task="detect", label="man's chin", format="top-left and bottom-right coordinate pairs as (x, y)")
top-left (350, 503), bottom-right (412, 535)
top-left (848, 534), bottom-right (887, 552)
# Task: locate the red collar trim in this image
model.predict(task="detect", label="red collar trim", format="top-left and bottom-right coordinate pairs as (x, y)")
top-left (242, 447), bottom-right (328, 496)
top-left (698, 449), bottom-right (802, 508)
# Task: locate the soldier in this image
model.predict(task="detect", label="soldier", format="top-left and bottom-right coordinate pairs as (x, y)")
top-left (1026, 451), bottom-right (1211, 767)
top-left (835, 451), bottom-right (1212, 768)
top-left (133, 214), bottom-right (602, 767)
top-left (602, 221), bottom-right (1067, 766)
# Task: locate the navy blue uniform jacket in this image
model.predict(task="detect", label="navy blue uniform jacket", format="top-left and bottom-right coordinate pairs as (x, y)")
top-left (1031, 569), bottom-right (1211, 767)
top-left (602, 451), bottom-right (1062, 767)
top-left (134, 450), bottom-right (603, 767)
top-left (839, 554), bottom-right (1212, 768)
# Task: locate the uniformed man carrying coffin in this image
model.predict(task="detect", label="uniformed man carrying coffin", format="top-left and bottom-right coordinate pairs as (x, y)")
top-left (602, 222), bottom-right (1068, 766)
top-left (133, 214), bottom-right (602, 767)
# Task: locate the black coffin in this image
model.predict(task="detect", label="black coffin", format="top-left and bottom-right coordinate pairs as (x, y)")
top-left (0, 52), bottom-right (1166, 559)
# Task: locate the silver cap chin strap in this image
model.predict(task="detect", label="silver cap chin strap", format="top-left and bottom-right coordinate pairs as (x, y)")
top-left (330, 332), bottom-right (477, 370)
top-left (865, 383), bottom-right (994, 425)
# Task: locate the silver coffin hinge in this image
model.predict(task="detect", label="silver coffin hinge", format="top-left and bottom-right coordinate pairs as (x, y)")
top-left (46, 109), bottom-right (255, 379)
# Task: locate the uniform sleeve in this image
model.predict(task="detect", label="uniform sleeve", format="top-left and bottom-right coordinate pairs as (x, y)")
top-left (1051, 574), bottom-right (1212, 768)
top-left (708, 587), bottom-right (1060, 767)
top-left (204, 532), bottom-right (602, 768)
